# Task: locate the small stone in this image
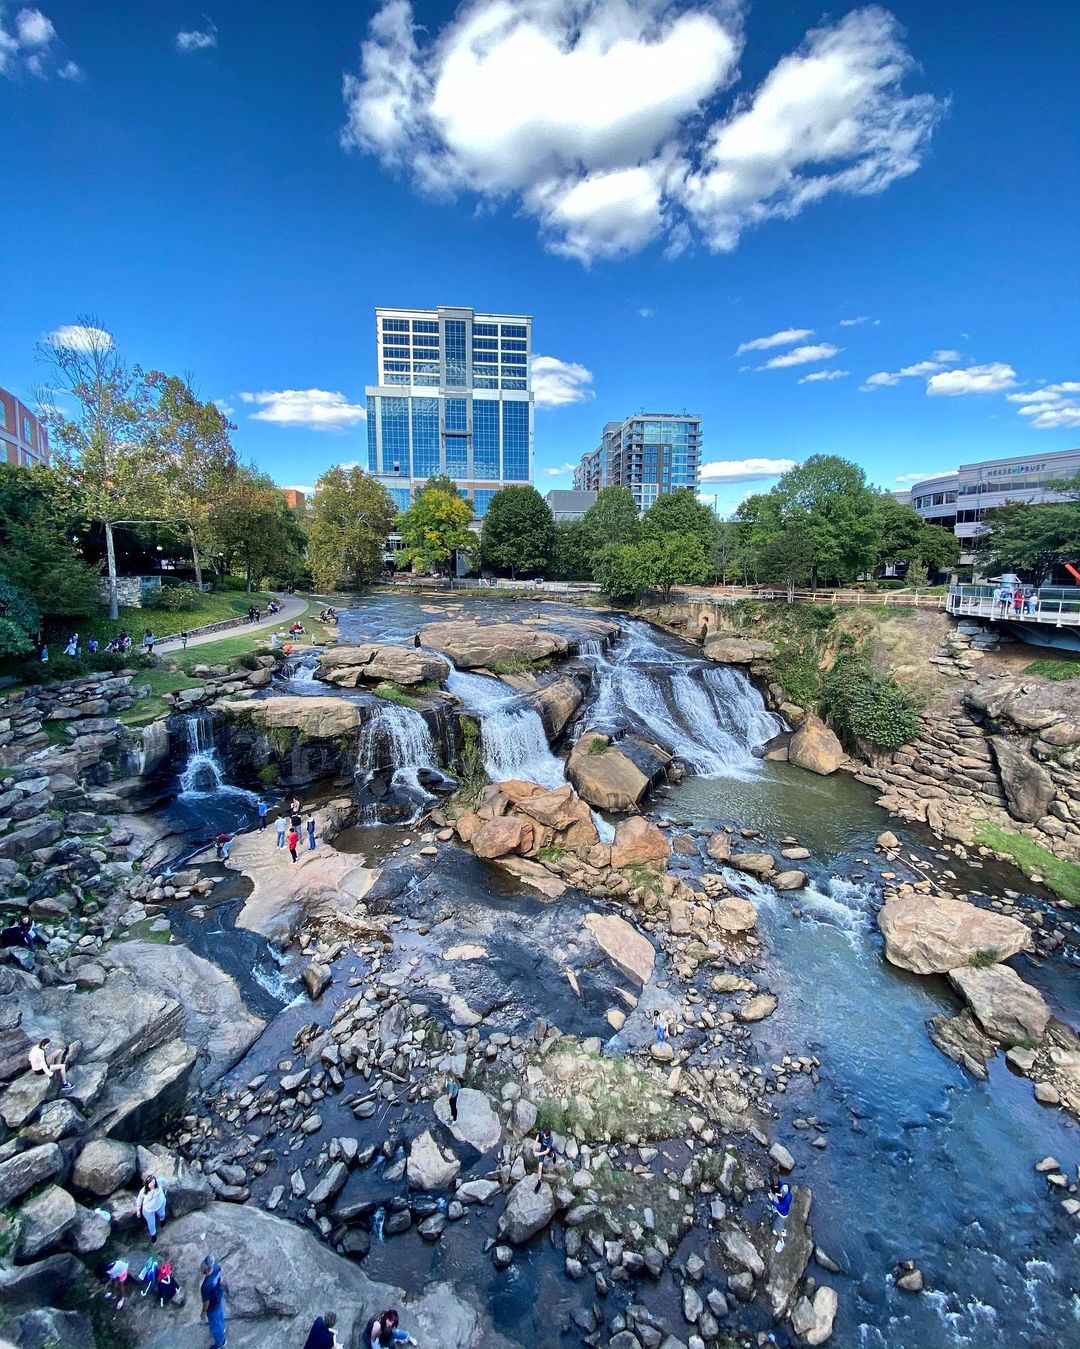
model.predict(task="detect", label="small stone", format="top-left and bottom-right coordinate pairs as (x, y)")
top-left (1033, 1082), bottom-right (1060, 1106)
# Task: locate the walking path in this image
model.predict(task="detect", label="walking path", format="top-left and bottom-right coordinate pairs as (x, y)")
top-left (152, 595), bottom-right (310, 655)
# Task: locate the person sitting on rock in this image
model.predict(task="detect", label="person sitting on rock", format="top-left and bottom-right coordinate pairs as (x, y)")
top-left (769, 1174), bottom-right (793, 1252)
top-left (532, 1126), bottom-right (554, 1192)
top-left (366, 1309), bottom-right (416, 1347)
top-left (154, 1260), bottom-right (179, 1307)
top-left (304, 1311), bottom-right (341, 1349)
top-left (29, 1037), bottom-right (70, 1089)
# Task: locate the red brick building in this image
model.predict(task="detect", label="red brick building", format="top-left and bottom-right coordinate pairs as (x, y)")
top-left (0, 388), bottom-right (51, 468)
top-left (281, 488), bottom-right (306, 509)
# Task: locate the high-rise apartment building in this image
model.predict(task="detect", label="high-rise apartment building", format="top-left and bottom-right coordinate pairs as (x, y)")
top-left (365, 306), bottom-right (534, 518)
top-left (573, 413), bottom-right (701, 510)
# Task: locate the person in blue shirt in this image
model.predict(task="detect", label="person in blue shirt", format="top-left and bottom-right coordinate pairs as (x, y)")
top-left (256, 798), bottom-right (268, 831)
top-left (304, 1312), bottom-right (340, 1348)
top-left (769, 1176), bottom-right (793, 1252)
top-left (200, 1256), bottom-right (227, 1348)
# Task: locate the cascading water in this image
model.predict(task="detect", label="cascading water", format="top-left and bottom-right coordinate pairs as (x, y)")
top-left (446, 665), bottom-right (565, 788)
top-left (587, 620), bottom-right (783, 776)
top-left (356, 702), bottom-right (448, 821)
top-left (282, 656), bottom-right (317, 683)
top-left (178, 710), bottom-right (256, 801)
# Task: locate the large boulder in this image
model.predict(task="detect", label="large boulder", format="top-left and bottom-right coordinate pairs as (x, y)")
top-left (0, 1144), bottom-right (64, 1208)
top-left (788, 715), bottom-right (845, 776)
top-left (218, 696), bottom-right (361, 740)
top-left (791, 1286), bottom-right (838, 1346)
top-left (91, 1037), bottom-right (198, 1141)
top-left (498, 1177), bottom-right (557, 1244)
top-left (584, 913), bottom-right (655, 986)
top-left (704, 635), bottom-right (775, 664)
top-left (766, 1185), bottom-right (813, 1317)
top-left (512, 783), bottom-right (598, 851)
top-left (71, 1138), bottom-right (136, 1197)
top-left (135, 1144), bottom-right (213, 1217)
top-left (420, 621), bottom-right (568, 669)
top-left (711, 897), bottom-right (758, 935)
top-left (530, 678), bottom-right (584, 740)
top-left (14, 1184), bottom-right (77, 1261)
top-left (10, 1307), bottom-right (95, 1349)
top-left (317, 643), bottom-right (449, 688)
top-left (729, 852), bottom-right (776, 878)
top-left (407, 1130), bottom-right (460, 1190)
top-left (610, 817), bottom-right (671, 870)
top-left (878, 894), bottom-right (1031, 975)
top-left (988, 737), bottom-right (1055, 823)
top-left (434, 1089), bottom-right (502, 1154)
top-left (0, 1073), bottom-right (53, 1131)
top-left (948, 964), bottom-right (1051, 1044)
top-left (568, 739), bottom-right (649, 813)
top-left (471, 815), bottom-right (535, 860)
top-left (116, 1202), bottom-right (491, 1349)
top-left (102, 941), bottom-right (265, 1089)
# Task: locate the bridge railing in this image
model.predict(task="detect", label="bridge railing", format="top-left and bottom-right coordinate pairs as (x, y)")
top-left (946, 584), bottom-right (1080, 626)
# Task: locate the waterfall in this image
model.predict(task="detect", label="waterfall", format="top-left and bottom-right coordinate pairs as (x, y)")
top-left (576, 638), bottom-right (603, 658)
top-left (356, 702), bottom-right (448, 820)
top-left (283, 656), bottom-right (317, 683)
top-left (446, 666), bottom-right (565, 788)
top-left (178, 710), bottom-right (256, 800)
top-left (587, 620), bottom-right (784, 777)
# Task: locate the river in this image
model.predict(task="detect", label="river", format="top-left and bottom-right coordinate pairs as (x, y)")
top-left (163, 591), bottom-right (1079, 1348)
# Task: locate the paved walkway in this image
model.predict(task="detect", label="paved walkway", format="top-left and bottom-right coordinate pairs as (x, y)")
top-left (152, 595), bottom-right (310, 655)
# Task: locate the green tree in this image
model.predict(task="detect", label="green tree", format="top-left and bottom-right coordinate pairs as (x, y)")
top-left (145, 371), bottom-right (239, 589)
top-left (643, 488), bottom-right (719, 553)
top-left (975, 501), bottom-right (1080, 585)
top-left (0, 464), bottom-right (100, 618)
top-left (551, 520), bottom-right (593, 581)
top-left (639, 532), bottom-right (709, 601)
top-left (0, 575), bottom-right (42, 659)
top-left (595, 542), bottom-right (648, 602)
top-left (581, 486), bottom-right (640, 566)
top-left (757, 529), bottom-right (816, 588)
top-left (211, 466), bottom-right (297, 592)
top-left (480, 486), bottom-right (555, 578)
top-left (397, 476), bottom-right (474, 576)
top-left (768, 455), bottom-right (880, 587)
top-left (37, 317), bottom-right (165, 619)
top-left (306, 465), bottom-right (396, 589)
top-left (873, 494), bottom-right (959, 577)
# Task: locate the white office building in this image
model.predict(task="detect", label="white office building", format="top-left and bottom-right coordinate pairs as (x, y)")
top-left (365, 305), bottom-right (534, 519)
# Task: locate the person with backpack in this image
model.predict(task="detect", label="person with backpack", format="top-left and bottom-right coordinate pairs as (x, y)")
top-left (366, 1309), bottom-right (417, 1346)
top-left (304, 1311), bottom-right (341, 1349)
top-left (135, 1172), bottom-right (167, 1242)
top-left (532, 1126), bottom-right (554, 1193)
top-left (769, 1174), bottom-right (793, 1252)
top-left (200, 1255), bottom-right (227, 1349)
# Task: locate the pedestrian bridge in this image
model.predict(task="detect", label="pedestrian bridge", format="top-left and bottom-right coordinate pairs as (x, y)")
top-left (946, 585), bottom-right (1080, 650)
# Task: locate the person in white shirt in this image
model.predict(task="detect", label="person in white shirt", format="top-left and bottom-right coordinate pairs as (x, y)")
top-left (29, 1038), bottom-right (70, 1088)
top-left (136, 1173), bottom-right (168, 1242)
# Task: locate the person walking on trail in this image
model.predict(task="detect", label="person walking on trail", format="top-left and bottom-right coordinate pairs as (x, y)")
top-left (29, 1038), bottom-right (71, 1089)
top-left (304, 1311), bottom-right (341, 1349)
top-left (200, 1255), bottom-right (227, 1349)
top-left (276, 815), bottom-right (287, 849)
top-left (532, 1125), bottom-right (554, 1192)
top-left (257, 798), bottom-right (268, 831)
top-left (143, 628), bottom-right (156, 655)
top-left (135, 1173), bottom-right (167, 1242)
top-left (306, 814), bottom-right (317, 851)
top-left (287, 827), bottom-right (299, 863)
top-left (769, 1175), bottom-right (793, 1252)
top-left (366, 1309), bottom-right (417, 1346)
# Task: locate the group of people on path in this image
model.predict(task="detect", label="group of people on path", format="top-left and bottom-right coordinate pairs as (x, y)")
top-left (995, 583), bottom-right (1039, 616)
top-left (258, 795), bottom-right (317, 862)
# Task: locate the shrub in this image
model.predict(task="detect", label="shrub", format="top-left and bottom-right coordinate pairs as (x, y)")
top-left (152, 583), bottom-right (203, 612)
top-left (18, 649), bottom-right (157, 685)
top-left (771, 645), bottom-right (819, 709)
top-left (967, 948), bottom-right (1001, 968)
top-left (258, 763), bottom-right (279, 786)
top-left (822, 647), bottom-right (920, 750)
top-left (588, 736), bottom-right (608, 755)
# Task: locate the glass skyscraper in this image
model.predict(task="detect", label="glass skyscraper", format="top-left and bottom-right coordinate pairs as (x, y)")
top-left (573, 413), bottom-right (702, 510)
top-left (365, 306), bottom-right (535, 517)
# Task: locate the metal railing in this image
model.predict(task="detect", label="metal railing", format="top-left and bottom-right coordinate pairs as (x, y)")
top-left (946, 584), bottom-right (1080, 627)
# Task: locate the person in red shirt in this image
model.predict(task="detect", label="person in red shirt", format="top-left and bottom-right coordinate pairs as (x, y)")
top-left (1012, 587), bottom-right (1024, 615)
top-left (286, 828), bottom-right (299, 862)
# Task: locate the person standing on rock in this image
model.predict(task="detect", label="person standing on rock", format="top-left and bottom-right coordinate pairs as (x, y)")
top-left (200, 1255), bottom-right (228, 1349)
top-left (276, 815), bottom-right (287, 849)
top-left (769, 1175), bottom-right (793, 1252)
top-left (257, 798), bottom-right (268, 831)
top-left (532, 1125), bottom-right (554, 1193)
top-left (366, 1309), bottom-right (417, 1346)
top-left (287, 826), bottom-right (300, 863)
top-left (446, 1072), bottom-right (460, 1121)
top-left (136, 1173), bottom-right (167, 1243)
top-left (214, 832), bottom-right (234, 861)
top-left (653, 1010), bottom-right (669, 1047)
top-left (304, 1311), bottom-right (341, 1348)
top-left (29, 1037), bottom-right (70, 1089)
top-left (306, 814), bottom-right (317, 851)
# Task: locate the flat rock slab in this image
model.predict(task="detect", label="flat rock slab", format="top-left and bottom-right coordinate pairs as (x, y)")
top-left (434, 1088), bottom-right (502, 1154)
top-left (949, 963), bottom-right (1051, 1044)
top-left (878, 894), bottom-right (1031, 974)
top-left (584, 912), bottom-right (656, 986)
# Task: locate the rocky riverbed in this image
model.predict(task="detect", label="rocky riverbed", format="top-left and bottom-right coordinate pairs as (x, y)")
top-left (1, 592), bottom-right (1078, 1349)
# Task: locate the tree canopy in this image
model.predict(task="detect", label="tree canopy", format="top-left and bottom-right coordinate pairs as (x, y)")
top-left (0, 464), bottom-right (100, 618)
top-left (210, 466), bottom-right (302, 593)
top-left (581, 486), bottom-right (640, 566)
top-left (307, 465), bottom-right (397, 590)
top-left (480, 485), bottom-right (555, 577)
top-left (397, 476), bottom-right (475, 576)
top-left (975, 500), bottom-right (1080, 585)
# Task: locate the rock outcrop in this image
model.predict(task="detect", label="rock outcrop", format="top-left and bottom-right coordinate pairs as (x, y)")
top-left (218, 695), bottom-right (362, 739)
top-left (878, 894), bottom-right (1031, 974)
top-left (610, 817), bottom-right (671, 870)
top-left (317, 643), bottom-right (449, 688)
top-left (988, 736), bottom-right (1055, 824)
top-left (420, 621), bottom-right (568, 668)
top-left (584, 912), bottom-right (656, 986)
top-left (788, 715), bottom-right (845, 776)
top-left (704, 635), bottom-right (776, 664)
top-left (567, 731), bottom-right (670, 813)
top-left (948, 963), bottom-right (1051, 1044)
top-left (498, 1177), bottom-right (557, 1244)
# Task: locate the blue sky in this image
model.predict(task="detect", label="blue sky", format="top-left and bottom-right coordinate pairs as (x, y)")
top-left (1, 0), bottom-right (1077, 514)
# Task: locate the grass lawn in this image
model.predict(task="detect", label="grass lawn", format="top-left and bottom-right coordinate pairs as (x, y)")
top-left (973, 820), bottom-right (1080, 906)
top-left (1025, 657), bottom-right (1080, 682)
top-left (75, 586), bottom-right (276, 647)
top-left (115, 669), bottom-right (205, 728)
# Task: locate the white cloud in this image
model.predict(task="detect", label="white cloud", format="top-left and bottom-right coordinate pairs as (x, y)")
top-left (238, 389), bottom-right (367, 431)
top-left (45, 323), bottom-right (114, 352)
top-left (926, 362), bottom-right (1017, 396)
top-left (1, 5), bottom-right (74, 78)
top-left (1007, 381), bottom-right (1080, 430)
top-left (531, 355), bottom-right (594, 408)
top-left (544, 461), bottom-right (579, 477)
top-left (699, 456), bottom-right (796, 483)
top-left (839, 315), bottom-right (870, 327)
top-left (637, 307), bottom-right (654, 319)
top-left (735, 327), bottom-right (812, 355)
top-left (342, 2), bottom-right (943, 264)
top-left (758, 343), bottom-right (839, 370)
top-left (282, 484), bottom-right (316, 497)
top-left (176, 21), bottom-right (217, 52)
top-left (860, 349), bottom-right (961, 390)
top-left (798, 368), bottom-right (849, 383)
top-left (932, 348), bottom-right (961, 362)
top-left (214, 398), bottom-right (235, 417)
top-left (895, 469), bottom-right (954, 483)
